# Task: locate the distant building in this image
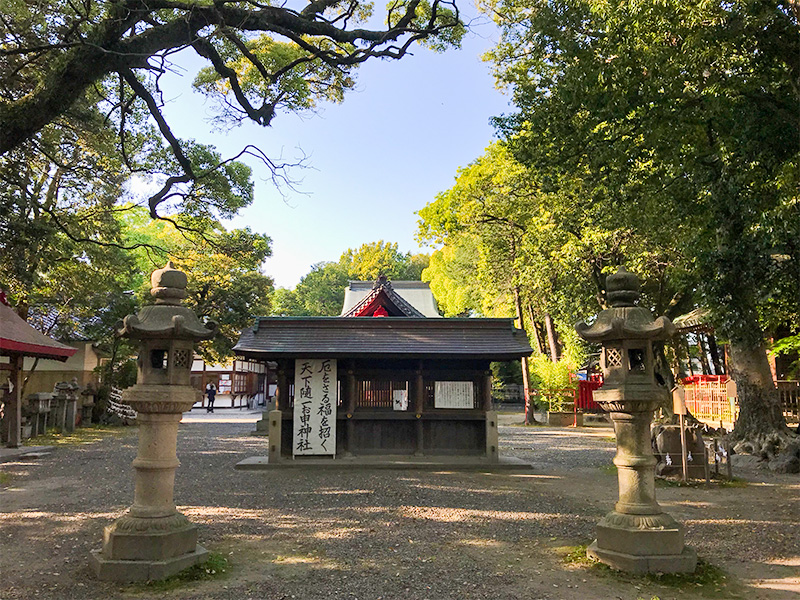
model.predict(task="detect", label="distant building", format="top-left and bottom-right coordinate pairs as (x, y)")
top-left (190, 357), bottom-right (272, 409)
top-left (21, 339), bottom-right (107, 392)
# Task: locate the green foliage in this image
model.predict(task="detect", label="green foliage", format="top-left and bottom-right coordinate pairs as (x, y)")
top-left (487, 0), bottom-right (799, 351)
top-left (290, 261), bottom-right (350, 316)
top-left (274, 241), bottom-right (430, 316)
top-left (342, 240), bottom-right (427, 281)
top-left (491, 360), bottom-right (523, 387)
top-left (529, 354), bottom-right (575, 411)
top-left (24, 424), bottom-right (135, 447)
top-left (193, 35), bottom-right (357, 126)
top-left (122, 207), bottom-right (274, 364)
top-left (771, 334), bottom-right (800, 378)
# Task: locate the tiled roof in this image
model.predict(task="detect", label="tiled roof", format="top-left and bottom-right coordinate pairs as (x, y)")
top-left (234, 317), bottom-right (533, 360)
top-left (0, 302), bottom-right (78, 361)
top-left (342, 285), bottom-right (425, 318)
top-left (341, 279), bottom-right (442, 318)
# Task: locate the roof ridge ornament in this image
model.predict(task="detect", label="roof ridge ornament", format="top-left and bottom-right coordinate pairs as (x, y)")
top-left (372, 274), bottom-right (391, 290)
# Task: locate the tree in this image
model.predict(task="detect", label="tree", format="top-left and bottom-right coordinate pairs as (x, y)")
top-left (271, 241), bottom-right (430, 316)
top-left (291, 260), bottom-right (351, 316)
top-left (1, 0), bottom-right (464, 219)
top-left (342, 240), bottom-right (427, 281)
top-left (122, 208), bottom-right (274, 364)
top-left (485, 0), bottom-right (799, 456)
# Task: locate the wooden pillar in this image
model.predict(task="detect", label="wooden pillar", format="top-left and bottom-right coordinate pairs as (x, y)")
top-left (414, 362), bottom-right (424, 455)
top-left (276, 360), bottom-right (288, 411)
top-left (482, 370), bottom-right (493, 412)
top-left (201, 361), bottom-right (206, 409)
top-left (6, 354), bottom-right (23, 448)
top-left (231, 359), bottom-right (237, 408)
top-left (345, 364), bottom-right (356, 455)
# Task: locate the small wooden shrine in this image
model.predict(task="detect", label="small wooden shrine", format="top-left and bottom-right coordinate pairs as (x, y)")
top-left (234, 277), bottom-right (532, 460)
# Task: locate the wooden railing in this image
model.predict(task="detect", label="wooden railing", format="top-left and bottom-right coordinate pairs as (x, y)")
top-left (681, 378), bottom-right (800, 425)
top-left (777, 380), bottom-right (799, 420)
top-left (682, 379), bottom-right (739, 425)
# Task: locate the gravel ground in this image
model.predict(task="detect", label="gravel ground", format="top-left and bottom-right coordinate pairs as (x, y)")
top-left (1, 411), bottom-right (797, 600)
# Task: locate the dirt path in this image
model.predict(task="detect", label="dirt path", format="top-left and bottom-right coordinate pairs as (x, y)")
top-left (0, 412), bottom-right (797, 600)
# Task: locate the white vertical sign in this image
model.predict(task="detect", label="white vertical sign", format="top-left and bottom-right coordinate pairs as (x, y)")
top-left (293, 359), bottom-right (337, 456)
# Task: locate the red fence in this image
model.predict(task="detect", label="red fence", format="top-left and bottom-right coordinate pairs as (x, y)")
top-left (576, 379), bottom-right (603, 412)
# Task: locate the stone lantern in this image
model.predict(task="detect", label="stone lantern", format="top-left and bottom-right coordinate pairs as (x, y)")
top-left (575, 267), bottom-right (696, 573)
top-left (91, 262), bottom-right (217, 581)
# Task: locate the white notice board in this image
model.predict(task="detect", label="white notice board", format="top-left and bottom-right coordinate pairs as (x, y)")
top-left (434, 381), bottom-right (474, 409)
top-left (293, 359), bottom-right (337, 456)
top-left (393, 389), bottom-right (408, 411)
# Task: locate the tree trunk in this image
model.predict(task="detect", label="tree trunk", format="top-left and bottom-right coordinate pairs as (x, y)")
top-left (729, 340), bottom-right (793, 456)
top-left (707, 334), bottom-right (723, 375)
top-left (526, 304), bottom-right (544, 354)
top-left (513, 286), bottom-right (534, 424)
top-left (544, 313), bottom-right (560, 363)
top-left (697, 334), bottom-right (711, 375)
top-left (684, 338), bottom-right (695, 376)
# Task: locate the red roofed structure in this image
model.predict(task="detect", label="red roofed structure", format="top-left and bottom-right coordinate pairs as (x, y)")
top-left (1, 295), bottom-right (77, 447)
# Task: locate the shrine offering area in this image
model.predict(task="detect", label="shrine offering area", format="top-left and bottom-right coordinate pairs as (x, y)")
top-left (1, 414), bottom-right (798, 600)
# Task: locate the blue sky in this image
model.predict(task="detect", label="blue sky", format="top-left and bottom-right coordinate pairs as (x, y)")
top-left (158, 10), bottom-right (510, 289)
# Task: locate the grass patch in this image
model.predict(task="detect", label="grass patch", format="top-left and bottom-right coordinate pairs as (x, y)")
top-left (23, 424), bottom-right (134, 447)
top-left (599, 463), bottom-right (617, 474)
top-left (602, 436), bottom-right (617, 443)
top-left (717, 476), bottom-right (748, 488)
top-left (0, 472), bottom-right (13, 486)
top-left (656, 476), bottom-right (748, 489)
top-left (562, 545), bottom-right (736, 597)
top-left (130, 553), bottom-right (229, 592)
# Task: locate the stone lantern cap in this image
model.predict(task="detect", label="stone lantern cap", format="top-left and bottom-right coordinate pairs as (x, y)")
top-left (116, 262), bottom-right (217, 342)
top-left (575, 267), bottom-right (675, 342)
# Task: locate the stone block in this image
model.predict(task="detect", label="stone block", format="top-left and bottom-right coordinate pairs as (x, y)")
top-left (89, 545), bottom-right (208, 582)
top-left (596, 522), bottom-right (685, 557)
top-left (251, 412), bottom-right (270, 436)
top-left (547, 411), bottom-right (583, 427)
top-left (588, 540), bottom-right (696, 574)
top-left (268, 410), bottom-right (282, 463)
top-left (485, 410), bottom-right (499, 462)
top-left (102, 524), bottom-right (199, 561)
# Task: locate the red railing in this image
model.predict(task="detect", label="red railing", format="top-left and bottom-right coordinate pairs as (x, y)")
top-left (576, 379), bottom-right (603, 412)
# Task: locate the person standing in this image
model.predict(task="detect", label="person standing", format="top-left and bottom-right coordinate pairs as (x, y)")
top-left (205, 382), bottom-right (217, 413)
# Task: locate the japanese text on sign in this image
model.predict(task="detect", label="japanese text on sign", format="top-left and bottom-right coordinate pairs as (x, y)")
top-left (293, 359), bottom-right (337, 456)
top-left (434, 381), bottom-right (474, 409)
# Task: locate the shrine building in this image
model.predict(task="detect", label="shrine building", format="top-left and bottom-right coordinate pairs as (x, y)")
top-left (233, 277), bottom-right (532, 461)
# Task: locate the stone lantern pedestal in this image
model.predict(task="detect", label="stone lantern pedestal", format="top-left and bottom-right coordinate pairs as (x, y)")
top-left (576, 267), bottom-right (696, 574)
top-left (90, 262), bottom-right (217, 581)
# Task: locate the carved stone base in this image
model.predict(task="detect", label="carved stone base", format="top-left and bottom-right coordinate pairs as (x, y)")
top-left (101, 521), bottom-right (199, 561)
top-left (89, 545), bottom-right (208, 582)
top-left (589, 510), bottom-right (696, 573)
top-left (91, 513), bottom-right (206, 581)
top-left (588, 540), bottom-right (697, 574)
